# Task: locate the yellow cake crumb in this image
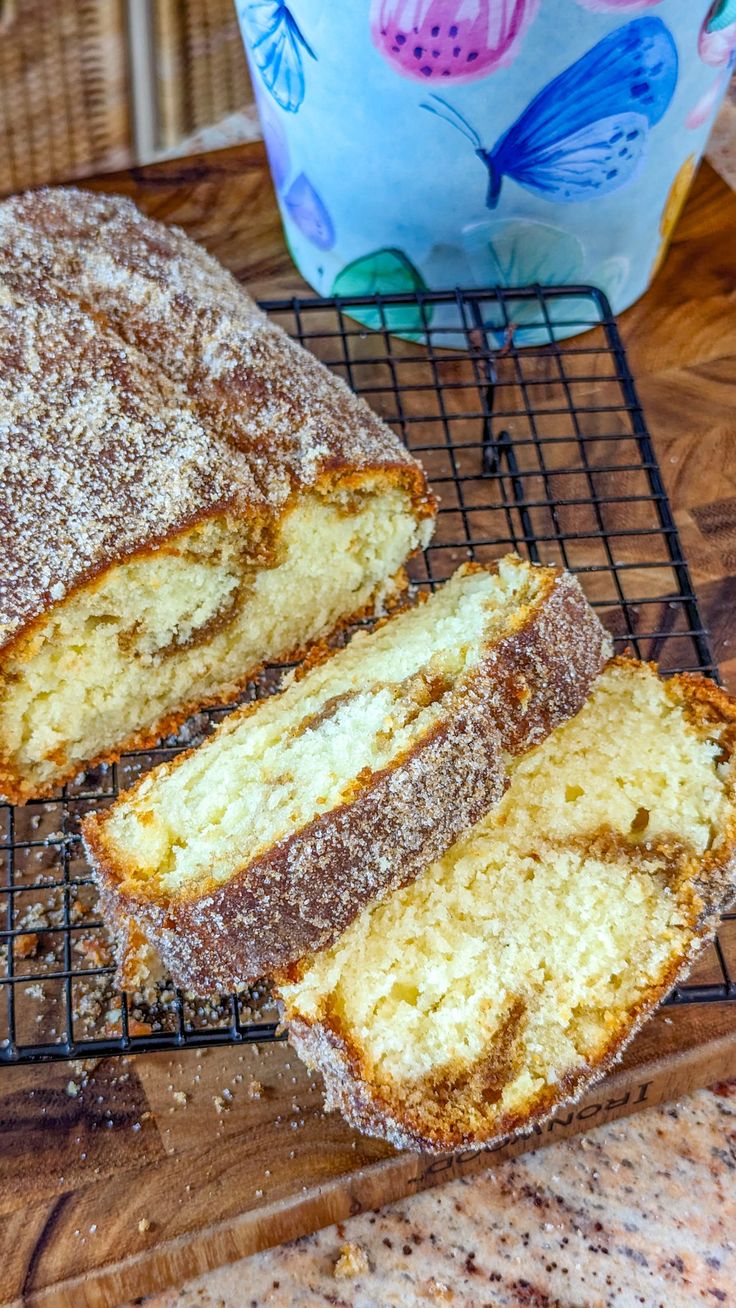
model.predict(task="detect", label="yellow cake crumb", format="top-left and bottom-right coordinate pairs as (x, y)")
top-left (334, 1242), bottom-right (370, 1278)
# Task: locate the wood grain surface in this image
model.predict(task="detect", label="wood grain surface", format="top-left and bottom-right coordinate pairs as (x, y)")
top-left (1, 144), bottom-right (734, 1307)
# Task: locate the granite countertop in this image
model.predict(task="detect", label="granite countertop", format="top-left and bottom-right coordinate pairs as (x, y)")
top-left (139, 1079), bottom-right (736, 1308)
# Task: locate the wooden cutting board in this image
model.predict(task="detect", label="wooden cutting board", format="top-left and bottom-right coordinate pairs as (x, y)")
top-left (1, 146), bottom-right (735, 1308)
top-left (1, 1000), bottom-right (735, 1308)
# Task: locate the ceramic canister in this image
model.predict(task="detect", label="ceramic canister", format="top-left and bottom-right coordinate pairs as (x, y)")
top-left (236, 1), bottom-right (735, 343)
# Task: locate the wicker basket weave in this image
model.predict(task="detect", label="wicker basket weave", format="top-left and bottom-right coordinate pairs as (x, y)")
top-left (0, 0), bottom-right (254, 195)
top-left (154, 0), bottom-right (253, 150)
top-left (0, 0), bottom-right (131, 193)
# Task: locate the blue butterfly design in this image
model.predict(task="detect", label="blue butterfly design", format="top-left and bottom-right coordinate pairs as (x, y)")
top-left (237, 2), bottom-right (315, 113)
top-left (422, 17), bottom-right (678, 208)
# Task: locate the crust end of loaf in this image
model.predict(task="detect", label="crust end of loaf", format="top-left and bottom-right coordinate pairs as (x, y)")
top-left (0, 186), bottom-right (436, 801)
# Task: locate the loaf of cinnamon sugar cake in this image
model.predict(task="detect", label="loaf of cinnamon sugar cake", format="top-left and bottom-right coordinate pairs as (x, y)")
top-left (0, 189), bottom-right (435, 802)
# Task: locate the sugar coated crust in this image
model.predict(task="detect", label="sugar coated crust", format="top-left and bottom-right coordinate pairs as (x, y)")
top-left (83, 562), bottom-right (611, 989)
top-left (0, 187), bottom-right (433, 650)
top-left (281, 667), bottom-right (736, 1153)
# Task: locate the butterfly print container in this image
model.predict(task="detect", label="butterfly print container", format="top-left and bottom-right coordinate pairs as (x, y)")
top-left (236, 1), bottom-right (735, 343)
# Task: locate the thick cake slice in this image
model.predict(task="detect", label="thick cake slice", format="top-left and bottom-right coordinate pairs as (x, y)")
top-left (0, 189), bottom-right (434, 802)
top-left (280, 659), bottom-right (736, 1153)
top-left (83, 557), bottom-right (610, 989)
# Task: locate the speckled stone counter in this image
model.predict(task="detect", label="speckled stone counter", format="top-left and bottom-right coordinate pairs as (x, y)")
top-left (139, 1079), bottom-right (736, 1308)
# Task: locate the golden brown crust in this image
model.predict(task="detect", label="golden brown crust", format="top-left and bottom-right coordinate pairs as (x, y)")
top-left (281, 666), bottom-right (736, 1153)
top-left (114, 917), bottom-right (166, 995)
top-left (83, 562), bottom-right (611, 989)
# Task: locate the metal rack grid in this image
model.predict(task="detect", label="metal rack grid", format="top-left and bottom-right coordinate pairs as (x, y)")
top-left (2, 284), bottom-right (734, 1067)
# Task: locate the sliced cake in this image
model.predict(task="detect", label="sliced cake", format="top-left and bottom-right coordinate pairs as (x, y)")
top-left (280, 658), bottom-right (736, 1152)
top-left (0, 189), bottom-right (434, 802)
top-left (83, 557), bottom-right (610, 989)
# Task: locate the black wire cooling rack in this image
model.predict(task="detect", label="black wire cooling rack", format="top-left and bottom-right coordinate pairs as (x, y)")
top-left (2, 284), bottom-right (734, 1067)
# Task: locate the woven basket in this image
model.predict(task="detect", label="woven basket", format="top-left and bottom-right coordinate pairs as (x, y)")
top-left (0, 0), bottom-right (254, 195)
top-left (0, 0), bottom-right (131, 194)
top-left (154, 0), bottom-right (253, 150)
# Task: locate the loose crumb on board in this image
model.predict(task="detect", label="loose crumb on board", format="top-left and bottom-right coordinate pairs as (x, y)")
top-left (334, 1242), bottom-right (370, 1279)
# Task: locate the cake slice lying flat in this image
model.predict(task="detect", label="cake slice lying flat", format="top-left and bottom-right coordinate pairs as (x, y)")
top-left (83, 557), bottom-right (610, 989)
top-left (280, 658), bottom-right (736, 1153)
top-left (0, 189), bottom-right (434, 802)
